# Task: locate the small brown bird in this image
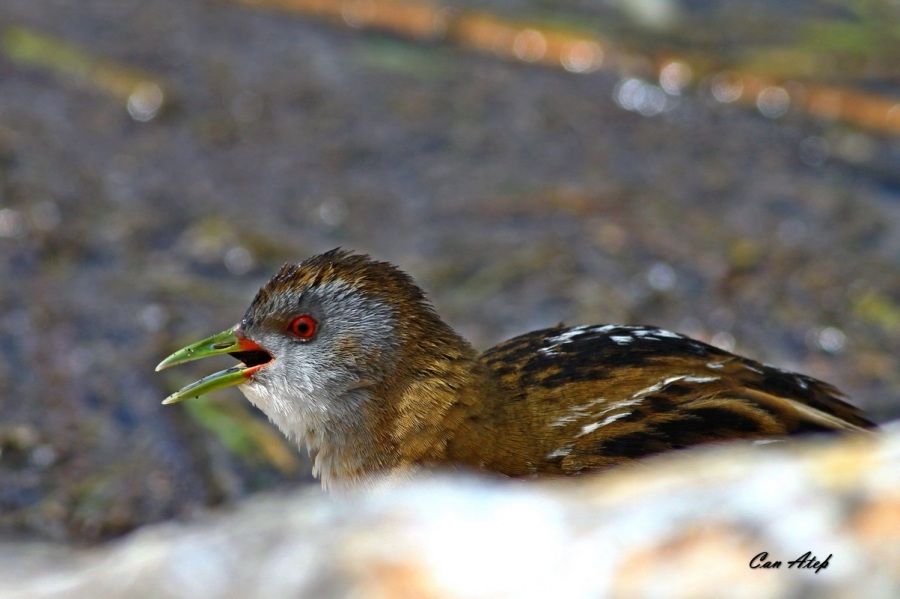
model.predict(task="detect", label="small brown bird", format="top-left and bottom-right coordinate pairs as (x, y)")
top-left (157, 249), bottom-right (875, 487)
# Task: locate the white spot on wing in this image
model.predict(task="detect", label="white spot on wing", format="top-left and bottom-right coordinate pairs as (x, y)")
top-left (567, 396), bottom-right (645, 436)
top-left (631, 374), bottom-right (719, 399)
top-left (545, 325), bottom-right (590, 346)
top-left (542, 324), bottom-right (628, 354)
top-left (541, 324), bottom-right (689, 353)
top-left (632, 375), bottom-right (687, 398)
top-left (594, 397), bottom-right (642, 418)
top-left (579, 422), bottom-right (602, 437)
top-left (577, 410), bottom-right (634, 437)
top-left (546, 447), bottom-right (572, 459)
top-left (597, 411), bottom-right (631, 428)
top-left (550, 414), bottom-right (579, 427)
top-left (650, 328), bottom-right (682, 339)
top-left (541, 325), bottom-right (593, 355)
top-left (550, 398), bottom-right (607, 427)
top-left (589, 324), bottom-right (619, 333)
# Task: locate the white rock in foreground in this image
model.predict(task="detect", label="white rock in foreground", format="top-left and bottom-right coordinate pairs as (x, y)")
top-left (2, 426), bottom-right (898, 599)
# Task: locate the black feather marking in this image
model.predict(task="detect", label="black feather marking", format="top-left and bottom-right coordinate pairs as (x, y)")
top-left (651, 415), bottom-right (716, 443)
top-left (485, 325), bottom-right (733, 389)
top-left (593, 430), bottom-right (668, 459)
top-left (791, 418), bottom-right (840, 435)
top-left (646, 395), bottom-right (676, 412)
top-left (682, 407), bottom-right (763, 434)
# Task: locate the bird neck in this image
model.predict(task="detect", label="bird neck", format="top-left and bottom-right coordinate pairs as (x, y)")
top-left (374, 322), bottom-right (489, 464)
top-left (310, 316), bottom-right (500, 487)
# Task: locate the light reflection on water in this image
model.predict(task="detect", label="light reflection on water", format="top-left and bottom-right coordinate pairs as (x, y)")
top-left (614, 78), bottom-right (673, 116)
top-left (756, 86), bottom-right (791, 119)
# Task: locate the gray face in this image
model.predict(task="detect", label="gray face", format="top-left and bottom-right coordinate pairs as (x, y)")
top-left (235, 279), bottom-right (398, 452)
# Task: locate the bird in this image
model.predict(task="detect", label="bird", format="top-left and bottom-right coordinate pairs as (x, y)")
top-left (157, 249), bottom-right (876, 488)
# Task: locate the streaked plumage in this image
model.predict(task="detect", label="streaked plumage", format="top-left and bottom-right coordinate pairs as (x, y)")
top-left (468, 324), bottom-right (872, 475)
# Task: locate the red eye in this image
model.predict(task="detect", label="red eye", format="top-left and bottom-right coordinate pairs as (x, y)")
top-left (288, 315), bottom-right (317, 340)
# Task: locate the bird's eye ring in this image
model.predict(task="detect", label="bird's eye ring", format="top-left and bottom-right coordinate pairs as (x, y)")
top-left (288, 315), bottom-right (317, 340)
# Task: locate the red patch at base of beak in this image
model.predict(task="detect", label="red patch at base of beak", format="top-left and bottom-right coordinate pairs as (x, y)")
top-left (242, 363), bottom-right (267, 377)
top-left (235, 334), bottom-right (265, 352)
top-left (233, 332), bottom-right (272, 378)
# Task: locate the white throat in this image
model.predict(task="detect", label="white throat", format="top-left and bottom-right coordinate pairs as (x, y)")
top-left (238, 379), bottom-right (383, 488)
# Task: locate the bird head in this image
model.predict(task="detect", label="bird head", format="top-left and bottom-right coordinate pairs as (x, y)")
top-left (156, 249), bottom-right (475, 483)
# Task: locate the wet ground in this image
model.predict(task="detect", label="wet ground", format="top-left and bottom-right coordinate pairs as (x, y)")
top-left (1, 0), bottom-right (898, 541)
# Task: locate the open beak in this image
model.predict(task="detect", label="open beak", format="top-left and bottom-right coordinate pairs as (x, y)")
top-left (155, 327), bottom-right (271, 404)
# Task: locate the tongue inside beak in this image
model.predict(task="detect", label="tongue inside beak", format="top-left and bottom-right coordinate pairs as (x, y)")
top-left (155, 327), bottom-right (271, 404)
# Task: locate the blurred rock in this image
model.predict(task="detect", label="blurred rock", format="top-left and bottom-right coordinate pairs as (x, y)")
top-left (2, 425), bottom-right (898, 599)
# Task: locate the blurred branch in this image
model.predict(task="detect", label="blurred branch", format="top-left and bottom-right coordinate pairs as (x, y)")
top-left (0, 25), bottom-right (169, 121)
top-left (235, 0), bottom-right (900, 136)
top-left (184, 396), bottom-right (303, 475)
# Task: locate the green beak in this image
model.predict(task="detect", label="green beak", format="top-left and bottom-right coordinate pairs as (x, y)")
top-left (156, 327), bottom-right (269, 404)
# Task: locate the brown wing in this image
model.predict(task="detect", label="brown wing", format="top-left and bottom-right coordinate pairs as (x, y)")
top-left (477, 324), bottom-right (876, 475)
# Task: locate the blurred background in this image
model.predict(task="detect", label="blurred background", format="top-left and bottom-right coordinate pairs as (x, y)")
top-left (1, 0), bottom-right (898, 542)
